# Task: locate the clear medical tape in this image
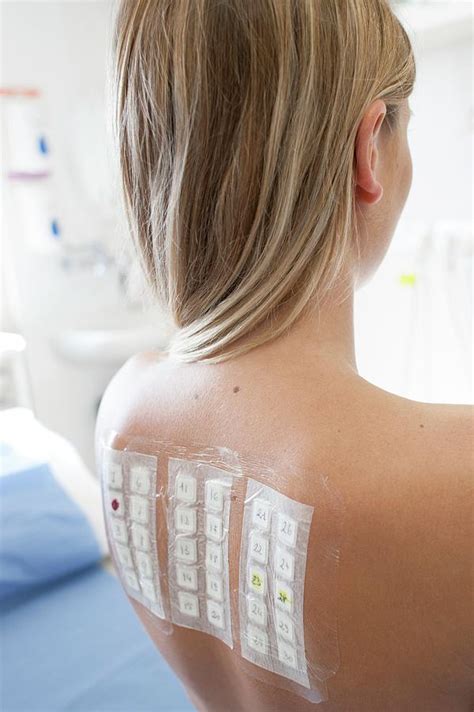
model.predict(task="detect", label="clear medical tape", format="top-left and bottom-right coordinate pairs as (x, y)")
top-left (97, 430), bottom-right (346, 704)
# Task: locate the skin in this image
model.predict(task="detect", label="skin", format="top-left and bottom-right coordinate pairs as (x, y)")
top-left (96, 99), bottom-right (473, 711)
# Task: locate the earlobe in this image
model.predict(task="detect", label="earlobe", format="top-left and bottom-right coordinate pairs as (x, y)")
top-left (354, 138), bottom-right (384, 205)
top-left (355, 181), bottom-right (383, 205)
top-left (370, 183), bottom-right (383, 204)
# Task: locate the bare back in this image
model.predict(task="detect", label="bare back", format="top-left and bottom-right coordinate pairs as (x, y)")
top-left (96, 349), bottom-right (473, 712)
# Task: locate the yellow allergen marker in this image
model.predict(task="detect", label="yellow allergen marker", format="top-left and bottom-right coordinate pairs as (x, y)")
top-left (276, 580), bottom-right (293, 613)
top-left (249, 566), bottom-right (266, 595)
top-left (399, 273), bottom-right (416, 286)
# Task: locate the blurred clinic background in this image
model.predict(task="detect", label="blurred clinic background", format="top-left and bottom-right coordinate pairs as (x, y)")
top-left (0, 2), bottom-right (472, 711)
top-left (1, 0), bottom-right (473, 471)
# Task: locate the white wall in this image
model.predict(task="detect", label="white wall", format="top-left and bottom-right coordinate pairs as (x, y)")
top-left (356, 2), bottom-right (473, 403)
top-left (1, 0), bottom-right (171, 471)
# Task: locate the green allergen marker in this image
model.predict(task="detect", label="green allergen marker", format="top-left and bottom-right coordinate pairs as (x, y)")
top-left (399, 272), bottom-right (416, 286)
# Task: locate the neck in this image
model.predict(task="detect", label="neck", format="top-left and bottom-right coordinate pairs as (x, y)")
top-left (229, 271), bottom-right (358, 378)
top-left (276, 280), bottom-right (358, 377)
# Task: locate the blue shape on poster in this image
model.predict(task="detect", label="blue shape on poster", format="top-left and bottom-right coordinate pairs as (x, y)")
top-left (51, 219), bottom-right (60, 238)
top-left (38, 135), bottom-right (49, 154)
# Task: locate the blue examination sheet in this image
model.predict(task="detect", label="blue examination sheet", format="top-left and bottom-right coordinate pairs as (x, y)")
top-left (0, 564), bottom-right (196, 712)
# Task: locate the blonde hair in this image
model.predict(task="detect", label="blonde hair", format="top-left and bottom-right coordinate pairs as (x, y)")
top-left (113, 0), bottom-right (416, 363)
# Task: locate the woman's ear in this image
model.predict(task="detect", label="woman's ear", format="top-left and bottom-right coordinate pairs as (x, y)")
top-left (354, 100), bottom-right (387, 205)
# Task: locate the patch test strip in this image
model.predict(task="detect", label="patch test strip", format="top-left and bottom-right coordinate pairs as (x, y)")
top-left (101, 446), bottom-right (165, 619)
top-left (239, 478), bottom-right (313, 689)
top-left (167, 457), bottom-right (234, 648)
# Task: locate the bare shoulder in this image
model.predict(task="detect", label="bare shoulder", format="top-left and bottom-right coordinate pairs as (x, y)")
top-left (322, 384), bottom-right (473, 706)
top-left (95, 350), bottom-right (166, 444)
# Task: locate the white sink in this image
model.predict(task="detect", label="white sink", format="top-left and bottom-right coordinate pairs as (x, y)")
top-left (53, 322), bottom-right (175, 366)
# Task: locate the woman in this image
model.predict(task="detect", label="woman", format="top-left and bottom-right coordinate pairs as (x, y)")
top-left (96, 1), bottom-right (473, 710)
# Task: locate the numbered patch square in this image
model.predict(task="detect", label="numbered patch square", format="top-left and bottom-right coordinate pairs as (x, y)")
top-left (275, 609), bottom-right (294, 643)
top-left (115, 544), bottom-right (134, 569)
top-left (131, 524), bottom-right (150, 552)
top-left (206, 599), bottom-right (225, 629)
top-left (248, 565), bottom-right (266, 596)
top-left (176, 564), bottom-right (198, 591)
top-left (140, 579), bottom-right (156, 602)
top-left (205, 514), bottom-right (223, 542)
top-left (110, 518), bottom-right (128, 544)
top-left (175, 473), bottom-right (197, 504)
top-left (206, 572), bottom-right (224, 602)
top-left (277, 512), bottom-right (298, 548)
top-left (176, 537), bottom-right (198, 564)
top-left (274, 546), bottom-right (295, 581)
top-left (251, 498), bottom-right (271, 531)
top-left (249, 531), bottom-right (268, 564)
top-left (205, 479), bottom-right (225, 513)
top-left (135, 551), bottom-right (153, 579)
top-left (129, 495), bottom-right (149, 525)
top-left (247, 596), bottom-right (267, 627)
top-left (274, 579), bottom-right (294, 613)
top-left (205, 542), bottom-right (223, 572)
top-left (130, 465), bottom-right (152, 495)
top-left (124, 569), bottom-right (140, 592)
top-left (277, 639), bottom-right (298, 669)
top-left (106, 461), bottom-right (122, 489)
top-left (178, 591), bottom-right (199, 618)
top-left (175, 506), bottom-right (197, 534)
top-left (247, 624), bottom-right (268, 655)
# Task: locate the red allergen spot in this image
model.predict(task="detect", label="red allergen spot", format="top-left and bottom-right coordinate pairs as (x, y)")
top-left (111, 498), bottom-right (120, 511)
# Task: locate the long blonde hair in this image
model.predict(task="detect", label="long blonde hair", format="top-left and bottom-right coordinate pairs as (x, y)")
top-left (112, 0), bottom-right (415, 363)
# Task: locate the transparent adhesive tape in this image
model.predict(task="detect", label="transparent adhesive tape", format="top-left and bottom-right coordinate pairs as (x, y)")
top-left (240, 478), bottom-right (313, 688)
top-left (167, 457), bottom-right (235, 647)
top-left (98, 432), bottom-right (346, 704)
top-left (100, 444), bottom-right (169, 625)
